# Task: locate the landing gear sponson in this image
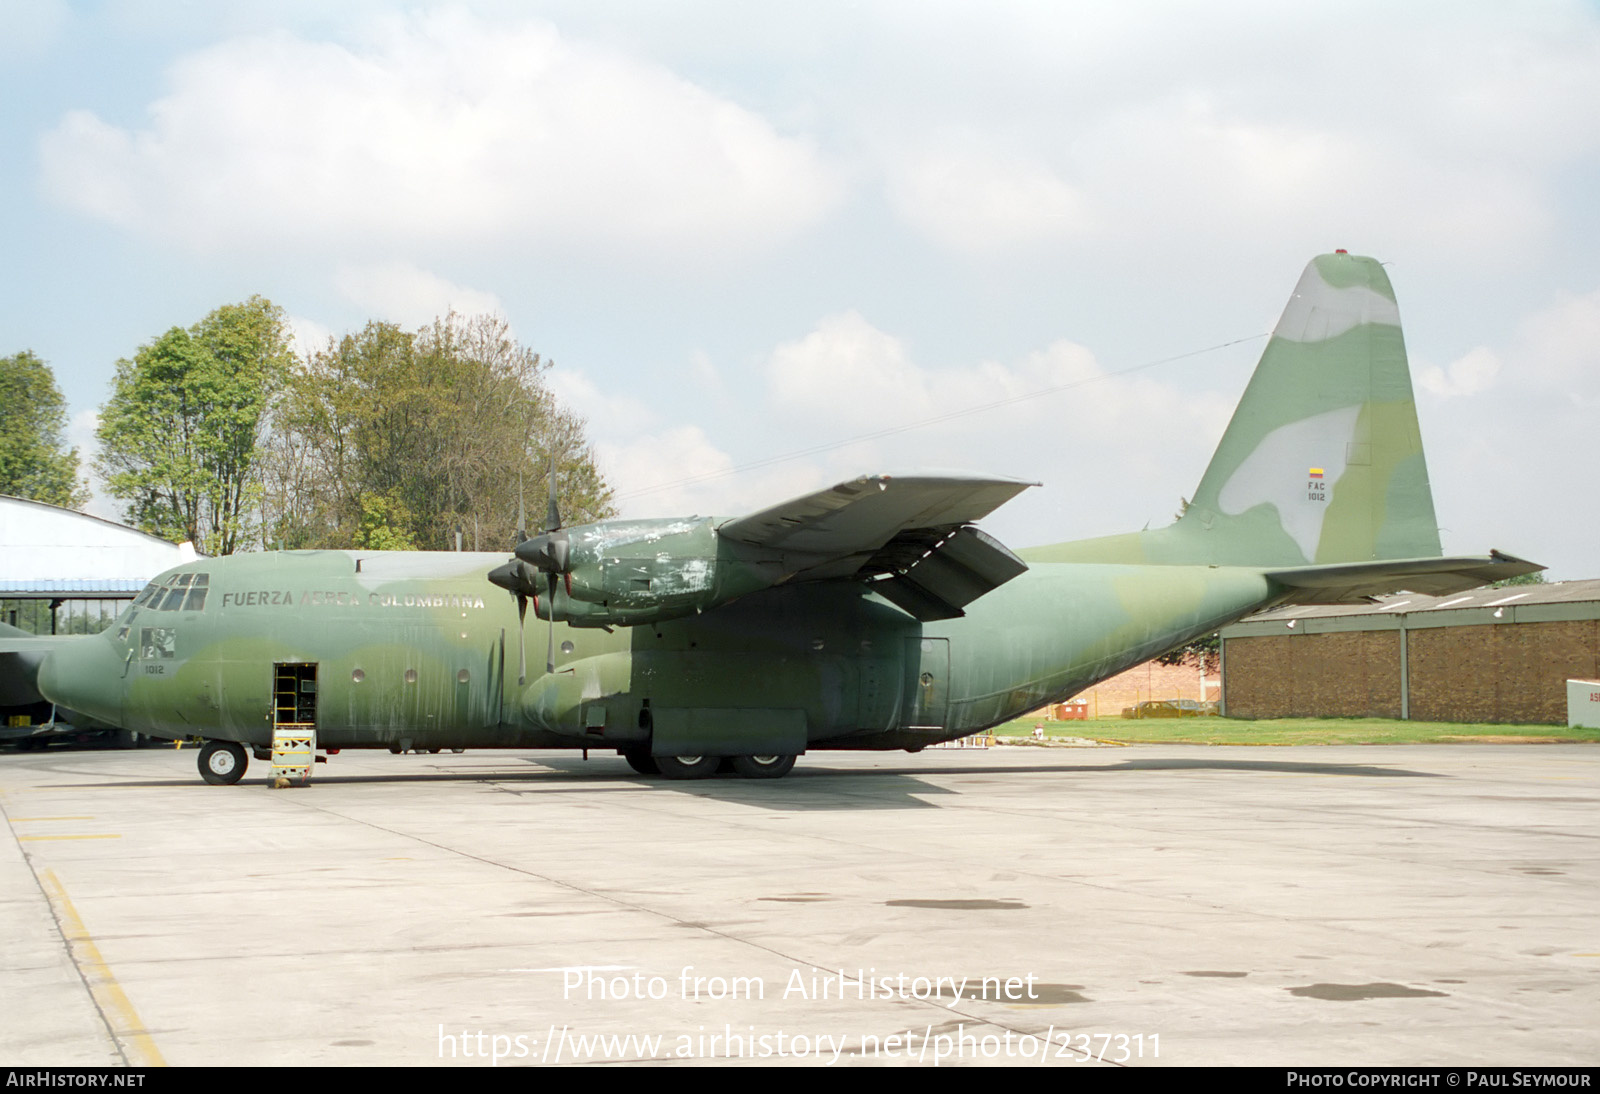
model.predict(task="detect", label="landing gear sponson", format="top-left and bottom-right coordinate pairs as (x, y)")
top-left (622, 746), bottom-right (797, 780)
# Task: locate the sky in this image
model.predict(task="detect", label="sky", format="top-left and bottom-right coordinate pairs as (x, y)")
top-left (2, 0), bottom-right (1596, 578)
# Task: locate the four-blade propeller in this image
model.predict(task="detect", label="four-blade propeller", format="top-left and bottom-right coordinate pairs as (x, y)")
top-left (488, 459), bottom-right (571, 682)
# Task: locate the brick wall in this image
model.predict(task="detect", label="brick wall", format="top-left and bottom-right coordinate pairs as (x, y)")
top-left (1408, 620), bottom-right (1600, 723)
top-left (1062, 659), bottom-right (1218, 718)
top-left (1224, 618), bottom-right (1600, 724)
top-left (1224, 631), bottom-right (1400, 719)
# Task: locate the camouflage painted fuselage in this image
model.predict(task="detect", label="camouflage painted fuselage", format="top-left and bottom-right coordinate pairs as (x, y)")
top-left (36, 547), bottom-right (1270, 754)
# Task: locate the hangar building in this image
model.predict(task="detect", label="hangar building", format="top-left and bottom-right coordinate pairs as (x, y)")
top-left (1219, 580), bottom-right (1600, 724)
top-left (0, 494), bottom-right (189, 634)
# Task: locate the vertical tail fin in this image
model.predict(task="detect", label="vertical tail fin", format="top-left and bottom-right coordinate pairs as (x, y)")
top-left (1028, 252), bottom-right (1443, 569)
top-left (1173, 252), bottom-right (1440, 566)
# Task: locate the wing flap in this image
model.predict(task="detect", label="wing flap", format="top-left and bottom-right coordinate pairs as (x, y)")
top-left (869, 526), bottom-right (1030, 621)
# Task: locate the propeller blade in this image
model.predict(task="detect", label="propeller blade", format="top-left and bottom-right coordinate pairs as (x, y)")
top-left (545, 453), bottom-right (561, 534)
top-left (515, 471), bottom-right (527, 547)
top-left (546, 571), bottom-right (558, 674)
top-left (516, 591), bottom-right (528, 685)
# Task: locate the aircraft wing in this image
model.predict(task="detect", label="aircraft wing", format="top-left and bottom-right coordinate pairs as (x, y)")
top-left (720, 472), bottom-right (1036, 554)
top-left (719, 472), bottom-right (1039, 620)
top-left (1264, 551), bottom-right (1544, 605)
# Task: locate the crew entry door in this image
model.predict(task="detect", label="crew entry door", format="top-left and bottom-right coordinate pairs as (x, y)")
top-left (273, 663), bottom-right (318, 729)
top-left (271, 663), bottom-right (318, 784)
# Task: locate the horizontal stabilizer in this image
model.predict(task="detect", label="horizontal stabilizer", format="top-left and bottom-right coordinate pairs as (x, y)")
top-left (869, 526), bottom-right (1030, 621)
top-left (1265, 551), bottom-right (1544, 605)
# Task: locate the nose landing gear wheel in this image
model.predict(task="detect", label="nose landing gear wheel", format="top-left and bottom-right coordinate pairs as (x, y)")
top-left (731, 754), bottom-right (796, 779)
top-left (198, 740), bottom-right (248, 785)
top-left (655, 755), bottom-right (719, 780)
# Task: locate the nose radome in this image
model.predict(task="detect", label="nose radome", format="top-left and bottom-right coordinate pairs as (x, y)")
top-left (37, 636), bottom-right (126, 726)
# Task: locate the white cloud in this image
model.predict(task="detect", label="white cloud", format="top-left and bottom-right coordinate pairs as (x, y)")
top-left (551, 358), bottom-right (831, 519)
top-left (1416, 346), bottom-right (1502, 399)
top-left (866, 6), bottom-right (1600, 261)
top-left (757, 310), bottom-right (1237, 540)
top-left (546, 367), bottom-right (657, 437)
top-left (767, 311), bottom-right (928, 427)
top-left (333, 262), bottom-right (503, 330)
top-left (883, 136), bottom-right (1092, 253)
top-left (38, 9), bottom-right (843, 262)
top-left (765, 309), bottom-right (1221, 451)
top-left (1417, 286), bottom-right (1600, 400)
top-left (1413, 281), bottom-right (1600, 576)
top-left (1515, 287), bottom-right (1600, 391)
top-left (285, 313), bottom-right (335, 359)
top-left (596, 425), bottom-right (825, 520)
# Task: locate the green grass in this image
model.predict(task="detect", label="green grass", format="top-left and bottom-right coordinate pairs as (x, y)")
top-left (991, 715), bottom-right (1600, 746)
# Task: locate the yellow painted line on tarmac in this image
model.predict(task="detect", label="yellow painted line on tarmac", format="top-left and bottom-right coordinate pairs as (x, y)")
top-left (40, 869), bottom-right (166, 1068)
top-left (20, 834), bottom-right (123, 841)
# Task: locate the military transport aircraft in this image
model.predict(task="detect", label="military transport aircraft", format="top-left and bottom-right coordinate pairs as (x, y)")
top-left (2, 253), bottom-right (1540, 783)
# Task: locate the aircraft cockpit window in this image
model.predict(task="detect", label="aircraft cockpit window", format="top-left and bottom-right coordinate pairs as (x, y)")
top-left (131, 583), bottom-right (161, 609)
top-left (182, 573), bottom-right (209, 611)
top-left (154, 575), bottom-right (191, 611)
top-left (143, 573), bottom-right (210, 611)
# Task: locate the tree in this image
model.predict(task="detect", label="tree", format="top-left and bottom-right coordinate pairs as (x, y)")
top-left (0, 351), bottom-right (87, 508)
top-left (97, 297), bottom-right (293, 554)
top-left (264, 313), bottom-right (613, 550)
top-left (1156, 631), bottom-right (1219, 672)
top-left (1492, 571), bottom-right (1548, 588)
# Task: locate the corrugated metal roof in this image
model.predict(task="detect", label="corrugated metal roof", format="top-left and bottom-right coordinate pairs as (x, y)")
top-left (0, 579), bottom-right (145, 595)
top-left (1221, 578), bottom-right (1600, 639)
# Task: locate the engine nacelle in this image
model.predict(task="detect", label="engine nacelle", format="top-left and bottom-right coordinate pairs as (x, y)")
top-left (499, 517), bottom-right (783, 629)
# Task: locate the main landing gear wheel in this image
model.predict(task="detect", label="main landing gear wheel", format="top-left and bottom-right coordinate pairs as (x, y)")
top-left (655, 755), bottom-right (719, 780)
top-left (731, 754), bottom-right (796, 779)
top-left (623, 747), bottom-right (660, 776)
top-left (198, 740), bottom-right (247, 785)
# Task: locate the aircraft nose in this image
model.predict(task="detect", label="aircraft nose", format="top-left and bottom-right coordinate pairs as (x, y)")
top-left (37, 637), bottom-right (127, 726)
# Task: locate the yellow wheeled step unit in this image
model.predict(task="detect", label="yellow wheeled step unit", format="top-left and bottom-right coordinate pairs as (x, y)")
top-left (270, 723), bottom-right (316, 787)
